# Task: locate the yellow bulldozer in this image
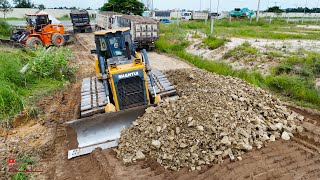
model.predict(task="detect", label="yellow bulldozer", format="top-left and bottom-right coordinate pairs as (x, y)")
top-left (65, 27), bottom-right (177, 159)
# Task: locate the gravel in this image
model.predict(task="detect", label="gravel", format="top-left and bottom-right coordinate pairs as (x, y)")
top-left (116, 68), bottom-right (304, 171)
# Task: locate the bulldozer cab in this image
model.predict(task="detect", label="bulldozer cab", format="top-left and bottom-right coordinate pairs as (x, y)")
top-left (26, 14), bottom-right (50, 31)
top-left (95, 27), bottom-right (135, 64)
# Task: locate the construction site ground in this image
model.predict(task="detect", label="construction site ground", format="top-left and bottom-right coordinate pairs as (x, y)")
top-left (2, 33), bottom-right (320, 180)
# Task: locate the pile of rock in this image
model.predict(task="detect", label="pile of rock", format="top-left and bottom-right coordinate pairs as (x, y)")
top-left (116, 69), bottom-right (304, 171)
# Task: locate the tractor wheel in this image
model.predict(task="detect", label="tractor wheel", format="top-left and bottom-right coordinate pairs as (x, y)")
top-left (51, 33), bottom-right (65, 47)
top-left (26, 37), bottom-right (43, 49)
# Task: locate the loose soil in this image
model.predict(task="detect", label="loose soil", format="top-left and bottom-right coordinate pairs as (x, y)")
top-left (1, 33), bottom-right (319, 180)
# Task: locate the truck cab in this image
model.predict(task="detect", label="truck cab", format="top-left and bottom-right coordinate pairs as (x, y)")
top-left (181, 12), bottom-right (192, 21)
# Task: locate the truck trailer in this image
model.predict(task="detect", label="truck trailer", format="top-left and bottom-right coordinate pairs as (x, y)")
top-left (70, 10), bottom-right (92, 33)
top-left (181, 11), bottom-right (209, 20)
top-left (96, 11), bottom-right (159, 50)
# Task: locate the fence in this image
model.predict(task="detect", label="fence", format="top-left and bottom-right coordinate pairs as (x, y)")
top-left (3, 8), bottom-right (98, 19)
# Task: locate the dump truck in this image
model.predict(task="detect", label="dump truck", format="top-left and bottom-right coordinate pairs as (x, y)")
top-left (65, 27), bottom-right (177, 159)
top-left (70, 10), bottom-right (92, 33)
top-left (181, 11), bottom-right (209, 21)
top-left (95, 12), bottom-right (159, 50)
top-left (10, 13), bottom-right (69, 48)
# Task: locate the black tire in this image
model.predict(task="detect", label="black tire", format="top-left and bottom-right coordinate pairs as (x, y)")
top-left (51, 33), bottom-right (65, 47)
top-left (26, 37), bottom-right (43, 49)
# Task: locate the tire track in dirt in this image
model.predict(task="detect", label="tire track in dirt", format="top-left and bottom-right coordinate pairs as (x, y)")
top-left (35, 34), bottom-right (98, 180)
top-left (38, 34), bottom-right (320, 180)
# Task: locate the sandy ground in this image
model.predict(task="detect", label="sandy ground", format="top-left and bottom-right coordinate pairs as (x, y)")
top-left (1, 33), bottom-right (319, 179)
top-left (187, 36), bottom-right (320, 60)
top-left (297, 25), bottom-right (320, 29)
top-left (187, 33), bottom-right (320, 75)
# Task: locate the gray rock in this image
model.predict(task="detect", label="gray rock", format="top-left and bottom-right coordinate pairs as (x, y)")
top-left (151, 140), bottom-right (161, 148)
top-left (135, 150), bottom-right (145, 160)
top-left (281, 131), bottom-right (290, 140)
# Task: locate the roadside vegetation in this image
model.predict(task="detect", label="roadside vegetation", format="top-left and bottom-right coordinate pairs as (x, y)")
top-left (0, 47), bottom-right (75, 122)
top-left (0, 20), bottom-right (10, 39)
top-left (157, 23), bottom-right (320, 109)
top-left (202, 36), bottom-right (228, 50)
top-left (223, 41), bottom-right (259, 61)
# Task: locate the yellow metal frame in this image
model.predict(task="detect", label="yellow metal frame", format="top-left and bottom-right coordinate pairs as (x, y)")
top-left (105, 58), bottom-right (150, 111)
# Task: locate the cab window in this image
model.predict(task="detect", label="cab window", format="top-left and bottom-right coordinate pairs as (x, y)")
top-left (109, 37), bottom-right (123, 56)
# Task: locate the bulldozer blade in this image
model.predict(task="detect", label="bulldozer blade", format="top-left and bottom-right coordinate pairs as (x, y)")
top-left (0, 39), bottom-right (21, 48)
top-left (64, 106), bottom-right (148, 159)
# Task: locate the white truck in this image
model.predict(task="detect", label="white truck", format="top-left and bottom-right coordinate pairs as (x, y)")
top-left (181, 11), bottom-right (209, 21)
top-left (96, 11), bottom-right (159, 50)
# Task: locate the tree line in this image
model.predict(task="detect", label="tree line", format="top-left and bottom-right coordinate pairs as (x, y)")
top-left (266, 6), bottom-right (320, 13)
top-left (1, 0), bottom-right (146, 19)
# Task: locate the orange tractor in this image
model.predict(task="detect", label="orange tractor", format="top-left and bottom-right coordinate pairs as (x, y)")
top-left (10, 14), bottom-right (70, 48)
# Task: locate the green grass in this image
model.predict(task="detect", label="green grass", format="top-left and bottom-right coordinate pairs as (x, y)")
top-left (157, 23), bottom-right (320, 109)
top-left (202, 36), bottom-right (228, 50)
top-left (0, 47), bottom-right (75, 122)
top-left (0, 20), bottom-right (10, 39)
top-left (273, 52), bottom-right (320, 78)
top-left (10, 154), bottom-right (36, 180)
top-left (191, 33), bottom-right (201, 39)
top-left (0, 17), bottom-right (25, 21)
top-left (178, 19), bottom-right (320, 40)
top-left (223, 41), bottom-right (259, 61)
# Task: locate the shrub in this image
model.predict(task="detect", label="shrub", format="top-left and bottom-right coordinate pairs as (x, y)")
top-left (0, 47), bottom-right (75, 121)
top-left (223, 42), bottom-right (259, 60)
top-left (202, 36), bottom-right (228, 50)
top-left (28, 47), bottom-right (75, 80)
top-left (0, 20), bottom-right (10, 38)
top-left (0, 83), bottom-right (24, 120)
top-left (191, 33), bottom-right (201, 39)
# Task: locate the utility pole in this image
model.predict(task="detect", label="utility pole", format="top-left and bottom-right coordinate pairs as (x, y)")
top-left (152, 0), bottom-right (154, 11)
top-left (210, 0), bottom-right (212, 13)
top-left (210, 17), bottom-right (214, 35)
top-left (200, 0), bottom-right (202, 11)
top-left (316, 0), bottom-right (320, 23)
top-left (217, 0), bottom-right (220, 13)
top-left (303, 0), bottom-right (307, 23)
top-left (256, 0), bottom-right (261, 22)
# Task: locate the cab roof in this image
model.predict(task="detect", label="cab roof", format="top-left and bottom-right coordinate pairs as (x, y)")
top-left (94, 27), bottom-right (130, 35)
top-left (26, 14), bottom-right (48, 16)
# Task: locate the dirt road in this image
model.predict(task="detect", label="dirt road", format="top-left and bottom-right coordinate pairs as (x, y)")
top-left (3, 33), bottom-right (319, 179)
top-left (75, 33), bottom-right (192, 71)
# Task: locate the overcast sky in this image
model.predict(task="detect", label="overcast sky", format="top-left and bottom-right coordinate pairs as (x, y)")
top-left (8, 0), bottom-right (320, 11)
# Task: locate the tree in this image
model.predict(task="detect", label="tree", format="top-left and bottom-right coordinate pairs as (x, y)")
top-left (13, 0), bottom-right (35, 8)
top-left (38, 4), bottom-right (45, 10)
top-left (100, 0), bottom-right (144, 16)
top-left (266, 6), bottom-right (284, 13)
top-left (0, 0), bottom-right (13, 19)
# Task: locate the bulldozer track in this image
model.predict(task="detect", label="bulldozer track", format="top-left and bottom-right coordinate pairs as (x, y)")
top-left (80, 69), bottom-right (177, 118)
top-left (38, 34), bottom-right (320, 180)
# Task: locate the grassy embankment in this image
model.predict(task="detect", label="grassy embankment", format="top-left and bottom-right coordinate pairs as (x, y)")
top-left (0, 20), bottom-right (10, 39)
top-left (181, 19), bottom-right (320, 40)
top-left (156, 22), bottom-right (320, 109)
top-left (0, 20), bottom-right (76, 122)
top-left (0, 47), bottom-right (75, 122)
